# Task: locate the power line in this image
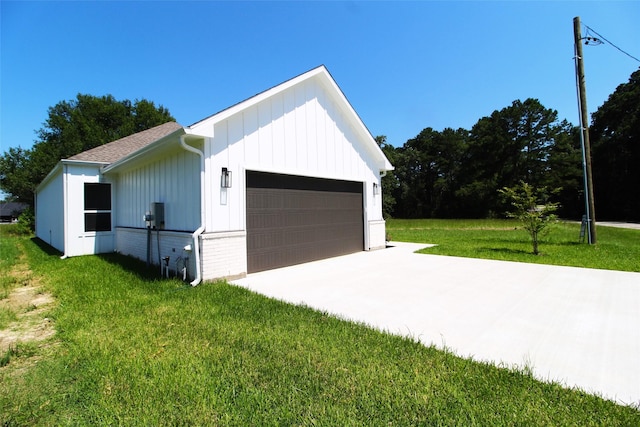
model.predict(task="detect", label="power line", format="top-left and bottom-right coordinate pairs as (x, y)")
top-left (583, 23), bottom-right (640, 63)
top-left (583, 27), bottom-right (603, 46)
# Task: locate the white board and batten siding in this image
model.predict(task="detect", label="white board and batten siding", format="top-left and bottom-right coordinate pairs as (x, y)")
top-left (197, 74), bottom-right (386, 251)
top-left (65, 163), bottom-right (115, 257)
top-left (36, 162), bottom-right (115, 257)
top-left (112, 146), bottom-right (201, 278)
top-left (114, 146), bottom-right (201, 231)
top-left (34, 66), bottom-right (391, 282)
top-left (35, 165), bottom-right (65, 252)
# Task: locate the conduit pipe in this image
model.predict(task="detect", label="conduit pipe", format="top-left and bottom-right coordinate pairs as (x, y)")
top-left (180, 134), bottom-right (205, 286)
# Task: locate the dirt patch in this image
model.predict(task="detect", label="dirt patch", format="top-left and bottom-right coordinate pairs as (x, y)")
top-left (0, 285), bottom-right (56, 353)
top-left (1, 254), bottom-right (56, 358)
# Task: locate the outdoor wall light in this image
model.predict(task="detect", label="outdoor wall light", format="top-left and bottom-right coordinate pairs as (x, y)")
top-left (373, 182), bottom-right (380, 196)
top-left (221, 167), bottom-right (232, 188)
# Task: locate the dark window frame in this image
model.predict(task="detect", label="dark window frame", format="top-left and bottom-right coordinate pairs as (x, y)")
top-left (84, 183), bottom-right (112, 210)
top-left (84, 183), bottom-right (112, 232)
top-left (84, 212), bottom-right (112, 232)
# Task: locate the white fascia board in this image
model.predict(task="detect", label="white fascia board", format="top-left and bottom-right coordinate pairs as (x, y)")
top-left (316, 70), bottom-right (394, 172)
top-left (187, 64), bottom-right (394, 172)
top-left (188, 66), bottom-right (328, 134)
top-left (36, 162), bottom-right (63, 193)
top-left (102, 128), bottom-right (186, 174)
top-left (62, 159), bottom-right (110, 168)
top-left (37, 160), bottom-right (108, 193)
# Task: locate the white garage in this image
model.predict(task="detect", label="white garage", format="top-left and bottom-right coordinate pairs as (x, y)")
top-left (35, 65), bottom-right (393, 284)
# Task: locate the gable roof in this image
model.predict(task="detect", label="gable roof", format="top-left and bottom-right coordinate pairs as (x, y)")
top-left (188, 65), bottom-right (393, 172)
top-left (67, 121), bottom-right (183, 164)
top-left (57, 66), bottom-right (392, 173)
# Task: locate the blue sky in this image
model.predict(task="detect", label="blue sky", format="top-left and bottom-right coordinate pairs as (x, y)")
top-left (2, 0), bottom-right (639, 156)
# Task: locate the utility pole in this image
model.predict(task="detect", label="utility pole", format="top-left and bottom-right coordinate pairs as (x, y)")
top-left (573, 16), bottom-right (597, 244)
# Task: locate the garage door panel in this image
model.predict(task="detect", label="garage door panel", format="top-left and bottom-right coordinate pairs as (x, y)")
top-left (247, 171), bottom-right (363, 273)
top-left (248, 222), bottom-right (361, 249)
top-left (249, 237), bottom-right (360, 272)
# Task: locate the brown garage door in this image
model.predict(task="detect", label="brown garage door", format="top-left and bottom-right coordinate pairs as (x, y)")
top-left (246, 171), bottom-right (363, 273)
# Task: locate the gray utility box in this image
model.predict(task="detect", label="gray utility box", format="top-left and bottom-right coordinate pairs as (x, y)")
top-left (150, 202), bottom-right (165, 229)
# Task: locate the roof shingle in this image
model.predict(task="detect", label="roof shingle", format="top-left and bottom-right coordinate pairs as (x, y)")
top-left (67, 121), bottom-right (183, 164)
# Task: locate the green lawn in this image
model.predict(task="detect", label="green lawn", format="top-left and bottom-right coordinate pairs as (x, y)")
top-left (387, 219), bottom-right (640, 272)
top-left (1, 225), bottom-right (639, 425)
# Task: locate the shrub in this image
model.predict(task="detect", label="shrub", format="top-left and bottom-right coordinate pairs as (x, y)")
top-left (16, 206), bottom-right (35, 235)
top-left (499, 182), bottom-right (559, 255)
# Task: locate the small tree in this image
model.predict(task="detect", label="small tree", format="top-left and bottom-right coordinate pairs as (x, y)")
top-left (499, 181), bottom-right (559, 255)
top-left (16, 206), bottom-right (35, 235)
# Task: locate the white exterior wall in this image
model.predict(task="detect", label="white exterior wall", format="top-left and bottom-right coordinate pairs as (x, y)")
top-left (115, 227), bottom-right (196, 279)
top-left (35, 167), bottom-right (65, 252)
top-left (63, 164), bottom-right (115, 257)
top-left (199, 76), bottom-right (385, 250)
top-left (200, 231), bottom-right (247, 281)
top-left (368, 220), bottom-right (387, 251)
top-left (110, 145), bottom-right (202, 278)
top-left (114, 147), bottom-right (200, 231)
top-left (34, 68), bottom-right (389, 283)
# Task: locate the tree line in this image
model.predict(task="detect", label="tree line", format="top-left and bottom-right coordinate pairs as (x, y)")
top-left (1, 70), bottom-right (638, 222)
top-left (378, 69), bottom-right (640, 222)
top-left (0, 94), bottom-right (174, 207)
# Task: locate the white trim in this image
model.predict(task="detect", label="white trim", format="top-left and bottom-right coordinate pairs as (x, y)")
top-left (317, 69), bottom-right (393, 172)
top-left (63, 159), bottom-right (110, 167)
top-left (190, 67), bottom-right (327, 129)
top-left (102, 128), bottom-right (186, 174)
top-left (200, 230), bottom-right (246, 241)
top-left (37, 159), bottom-right (109, 195)
top-left (36, 162), bottom-right (62, 193)
top-left (362, 181), bottom-right (369, 250)
top-left (188, 65), bottom-right (393, 173)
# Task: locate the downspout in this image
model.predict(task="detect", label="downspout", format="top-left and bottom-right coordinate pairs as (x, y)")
top-left (180, 134), bottom-right (205, 286)
top-left (60, 163), bottom-right (69, 259)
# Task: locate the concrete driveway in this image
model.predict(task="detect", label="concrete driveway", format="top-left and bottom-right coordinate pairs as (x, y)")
top-left (232, 242), bottom-right (640, 406)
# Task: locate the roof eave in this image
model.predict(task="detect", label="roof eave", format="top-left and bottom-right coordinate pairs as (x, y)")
top-left (36, 163), bottom-right (63, 193)
top-left (381, 159), bottom-right (394, 172)
top-left (315, 70), bottom-right (394, 172)
top-left (188, 65), bottom-right (394, 172)
top-left (188, 65), bottom-right (328, 134)
top-left (62, 159), bottom-right (110, 167)
top-left (102, 127), bottom-right (186, 174)
top-left (36, 159), bottom-right (110, 193)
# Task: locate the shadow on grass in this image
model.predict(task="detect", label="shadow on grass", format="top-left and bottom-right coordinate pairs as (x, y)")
top-left (30, 237), bottom-right (63, 257)
top-left (28, 235), bottom-right (188, 287)
top-left (560, 241), bottom-right (584, 247)
top-left (477, 247), bottom-right (533, 256)
top-left (97, 252), bottom-right (165, 282)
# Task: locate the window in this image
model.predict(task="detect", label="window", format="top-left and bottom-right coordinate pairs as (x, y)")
top-left (84, 183), bottom-right (111, 232)
top-left (84, 213), bottom-right (111, 232)
top-left (84, 183), bottom-right (111, 210)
